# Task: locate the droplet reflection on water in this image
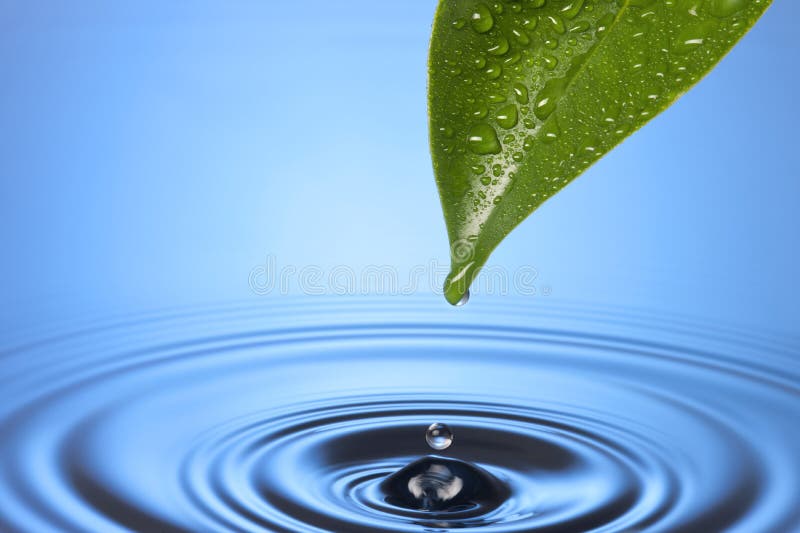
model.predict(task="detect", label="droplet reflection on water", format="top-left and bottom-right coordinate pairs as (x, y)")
top-left (426, 422), bottom-right (454, 450)
top-left (0, 297), bottom-right (798, 532)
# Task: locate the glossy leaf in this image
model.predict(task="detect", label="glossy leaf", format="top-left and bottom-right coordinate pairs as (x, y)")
top-left (429, 0), bottom-right (771, 304)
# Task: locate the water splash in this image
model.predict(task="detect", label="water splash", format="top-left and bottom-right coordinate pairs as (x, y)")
top-left (380, 455), bottom-right (509, 515)
top-left (0, 297), bottom-right (798, 531)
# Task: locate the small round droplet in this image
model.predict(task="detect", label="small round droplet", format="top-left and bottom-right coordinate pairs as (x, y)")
top-left (426, 423), bottom-right (455, 450)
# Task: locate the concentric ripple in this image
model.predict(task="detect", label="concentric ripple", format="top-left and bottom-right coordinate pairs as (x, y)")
top-left (0, 297), bottom-right (798, 532)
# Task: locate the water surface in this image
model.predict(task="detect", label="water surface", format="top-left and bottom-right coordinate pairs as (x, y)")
top-left (0, 297), bottom-right (798, 532)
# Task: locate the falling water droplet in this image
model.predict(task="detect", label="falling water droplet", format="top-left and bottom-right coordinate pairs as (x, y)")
top-left (426, 423), bottom-right (455, 450)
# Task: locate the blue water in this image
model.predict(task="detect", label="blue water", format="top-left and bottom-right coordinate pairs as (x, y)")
top-left (0, 297), bottom-right (798, 532)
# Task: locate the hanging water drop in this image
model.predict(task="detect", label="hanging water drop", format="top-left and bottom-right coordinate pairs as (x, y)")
top-left (455, 290), bottom-right (470, 307)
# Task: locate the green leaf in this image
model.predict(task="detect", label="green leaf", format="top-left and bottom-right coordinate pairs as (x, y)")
top-left (429, 0), bottom-right (771, 305)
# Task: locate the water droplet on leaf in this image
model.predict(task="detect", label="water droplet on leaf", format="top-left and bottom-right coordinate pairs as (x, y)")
top-left (513, 83), bottom-right (529, 104)
top-left (496, 104), bottom-right (519, 129)
top-left (471, 4), bottom-right (495, 34)
top-left (488, 35), bottom-right (510, 56)
top-left (672, 22), bottom-right (716, 54)
top-left (534, 79), bottom-right (566, 120)
top-left (467, 124), bottom-right (502, 155)
top-left (511, 28), bottom-right (531, 46)
top-left (484, 63), bottom-right (503, 80)
top-left (547, 15), bottom-right (566, 34)
top-left (709, 0), bottom-right (748, 18)
top-left (561, 0), bottom-right (585, 19)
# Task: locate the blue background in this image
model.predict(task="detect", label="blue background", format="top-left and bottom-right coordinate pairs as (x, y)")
top-left (1, 1), bottom-right (797, 333)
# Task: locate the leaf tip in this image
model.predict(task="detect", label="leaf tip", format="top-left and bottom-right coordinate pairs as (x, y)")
top-left (443, 262), bottom-right (478, 306)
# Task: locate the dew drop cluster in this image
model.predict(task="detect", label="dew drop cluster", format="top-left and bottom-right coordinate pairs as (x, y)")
top-left (430, 0), bottom-right (764, 239)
